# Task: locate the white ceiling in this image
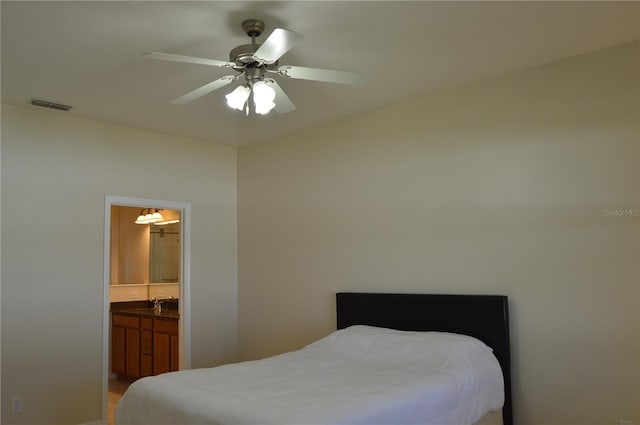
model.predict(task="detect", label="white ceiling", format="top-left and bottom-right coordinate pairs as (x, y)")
top-left (2, 1), bottom-right (638, 146)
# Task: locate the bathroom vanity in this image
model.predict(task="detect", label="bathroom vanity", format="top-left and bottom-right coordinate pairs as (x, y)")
top-left (111, 301), bottom-right (179, 379)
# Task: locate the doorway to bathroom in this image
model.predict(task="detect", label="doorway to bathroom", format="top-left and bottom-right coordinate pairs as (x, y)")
top-left (102, 195), bottom-right (191, 424)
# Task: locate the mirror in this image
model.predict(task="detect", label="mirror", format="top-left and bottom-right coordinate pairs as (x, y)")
top-left (149, 222), bottom-right (180, 283)
top-left (109, 205), bottom-right (181, 301)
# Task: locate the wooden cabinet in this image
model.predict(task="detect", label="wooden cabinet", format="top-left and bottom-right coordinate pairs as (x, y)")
top-left (125, 327), bottom-right (141, 377)
top-left (112, 312), bottom-right (179, 379)
top-left (140, 317), bottom-right (153, 378)
top-left (111, 326), bottom-right (126, 375)
top-left (153, 317), bottom-right (179, 375)
top-left (112, 314), bottom-right (141, 378)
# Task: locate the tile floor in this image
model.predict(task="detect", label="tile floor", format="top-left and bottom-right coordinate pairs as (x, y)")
top-left (108, 378), bottom-right (133, 425)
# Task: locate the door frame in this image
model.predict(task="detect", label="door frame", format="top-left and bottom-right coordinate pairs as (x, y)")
top-left (102, 195), bottom-right (191, 423)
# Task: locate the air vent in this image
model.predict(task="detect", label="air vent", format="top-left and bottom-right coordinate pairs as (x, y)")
top-left (30, 99), bottom-right (72, 111)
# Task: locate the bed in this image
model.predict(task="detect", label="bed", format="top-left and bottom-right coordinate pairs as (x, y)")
top-left (336, 292), bottom-right (512, 425)
top-left (116, 292), bottom-right (512, 425)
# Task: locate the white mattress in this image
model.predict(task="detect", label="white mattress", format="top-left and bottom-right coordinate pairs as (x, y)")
top-left (116, 325), bottom-right (504, 425)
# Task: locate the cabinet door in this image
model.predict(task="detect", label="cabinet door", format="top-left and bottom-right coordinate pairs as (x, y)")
top-left (141, 354), bottom-right (153, 377)
top-left (125, 328), bottom-right (140, 378)
top-left (140, 330), bottom-right (153, 355)
top-left (153, 333), bottom-right (170, 375)
top-left (111, 326), bottom-right (126, 375)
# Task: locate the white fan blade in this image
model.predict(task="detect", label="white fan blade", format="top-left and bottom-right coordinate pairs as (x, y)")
top-left (144, 52), bottom-right (233, 68)
top-left (278, 65), bottom-right (365, 86)
top-left (171, 76), bottom-right (235, 104)
top-left (265, 79), bottom-right (296, 113)
top-left (253, 28), bottom-right (303, 64)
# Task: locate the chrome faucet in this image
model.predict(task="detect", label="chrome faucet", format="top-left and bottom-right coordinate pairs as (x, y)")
top-left (152, 297), bottom-right (163, 314)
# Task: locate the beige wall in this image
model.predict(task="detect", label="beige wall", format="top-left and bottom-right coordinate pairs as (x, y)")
top-left (238, 41), bottom-right (640, 425)
top-left (1, 105), bottom-right (238, 424)
top-left (1, 41), bottom-right (637, 425)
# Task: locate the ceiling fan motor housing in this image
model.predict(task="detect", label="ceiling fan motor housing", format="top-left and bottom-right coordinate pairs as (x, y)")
top-left (230, 44), bottom-right (259, 65)
top-left (229, 44), bottom-right (279, 72)
top-left (230, 19), bottom-right (279, 73)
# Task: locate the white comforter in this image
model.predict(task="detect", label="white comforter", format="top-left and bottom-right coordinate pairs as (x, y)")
top-left (116, 325), bottom-right (504, 425)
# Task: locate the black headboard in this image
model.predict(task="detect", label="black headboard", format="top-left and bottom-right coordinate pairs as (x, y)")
top-left (336, 292), bottom-right (512, 425)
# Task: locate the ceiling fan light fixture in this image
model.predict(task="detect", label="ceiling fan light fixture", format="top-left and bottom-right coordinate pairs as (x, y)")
top-left (253, 81), bottom-right (276, 115)
top-left (146, 18), bottom-right (363, 116)
top-left (225, 85), bottom-right (250, 110)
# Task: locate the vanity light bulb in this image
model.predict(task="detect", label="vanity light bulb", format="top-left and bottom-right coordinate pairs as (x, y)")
top-left (150, 211), bottom-right (164, 222)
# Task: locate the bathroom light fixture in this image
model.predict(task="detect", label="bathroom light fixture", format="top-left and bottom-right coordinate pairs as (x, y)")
top-left (153, 219), bottom-right (180, 226)
top-left (135, 208), bottom-right (164, 224)
top-left (225, 80), bottom-right (276, 115)
top-left (151, 209), bottom-right (180, 226)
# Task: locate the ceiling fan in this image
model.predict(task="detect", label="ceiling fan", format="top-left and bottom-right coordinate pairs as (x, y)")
top-left (144, 19), bottom-right (366, 115)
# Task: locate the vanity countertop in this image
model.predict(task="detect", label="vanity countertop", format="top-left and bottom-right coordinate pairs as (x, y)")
top-left (111, 300), bottom-right (180, 319)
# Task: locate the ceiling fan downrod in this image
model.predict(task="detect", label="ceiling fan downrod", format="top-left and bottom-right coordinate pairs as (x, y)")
top-left (241, 19), bottom-right (265, 45)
